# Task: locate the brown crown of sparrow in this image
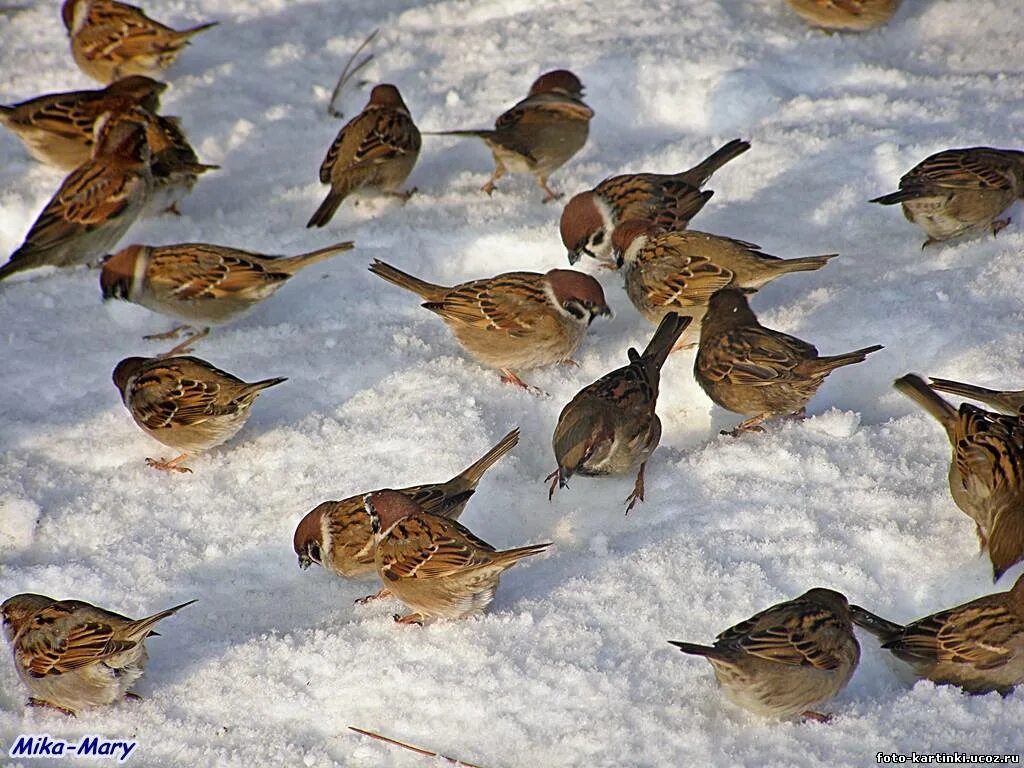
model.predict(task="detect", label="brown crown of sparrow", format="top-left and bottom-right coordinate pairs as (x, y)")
top-left (871, 147), bottom-right (1024, 248)
top-left (695, 289), bottom-right (882, 433)
top-left (62, 0), bottom-right (217, 84)
top-left (368, 259), bottom-right (611, 389)
top-left (894, 374), bottom-right (1024, 581)
top-left (670, 588), bottom-right (860, 721)
top-left (427, 69), bottom-right (593, 203)
top-left (307, 84), bottom-right (421, 228)
top-left (850, 573), bottom-right (1024, 696)
top-left (112, 354), bottom-right (286, 473)
top-left (559, 138), bottom-right (751, 268)
top-left (548, 313), bottom-right (690, 513)
top-left (2, 593), bottom-right (194, 716)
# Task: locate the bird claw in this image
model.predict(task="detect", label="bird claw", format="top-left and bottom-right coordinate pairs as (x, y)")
top-left (145, 456), bottom-right (193, 474)
top-left (545, 468), bottom-right (566, 500)
top-left (393, 613), bottom-right (423, 626)
top-left (993, 217), bottom-right (1011, 236)
top-left (354, 589), bottom-right (391, 605)
top-left (801, 710), bottom-right (833, 724)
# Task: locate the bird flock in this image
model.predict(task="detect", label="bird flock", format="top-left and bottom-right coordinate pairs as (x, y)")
top-left (2, 0), bottom-right (1024, 737)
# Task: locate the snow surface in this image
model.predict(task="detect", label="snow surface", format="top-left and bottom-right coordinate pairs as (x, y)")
top-left (2, 0), bottom-right (1024, 765)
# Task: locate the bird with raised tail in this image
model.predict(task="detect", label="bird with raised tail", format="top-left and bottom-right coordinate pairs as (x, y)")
top-left (308, 84), bottom-right (421, 228)
top-left (365, 490), bottom-right (552, 624)
top-left (850, 574), bottom-right (1024, 696)
top-left (294, 428), bottom-right (520, 584)
top-left (893, 374), bottom-right (1024, 581)
top-left (695, 289), bottom-right (883, 433)
top-left (560, 138), bottom-right (750, 268)
top-left (427, 69), bottom-right (593, 202)
top-left (62, 0), bottom-right (218, 83)
top-left (548, 313), bottom-right (690, 513)
top-left (669, 588), bottom-right (860, 721)
top-left (1, 593), bottom-right (194, 716)
top-left (368, 259), bottom-right (611, 389)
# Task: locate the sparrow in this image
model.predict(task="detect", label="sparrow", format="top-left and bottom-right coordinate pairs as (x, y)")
top-left (560, 138), bottom-right (751, 268)
top-left (695, 289), bottom-right (883, 433)
top-left (928, 377), bottom-right (1024, 418)
top-left (1, 593), bottom-right (194, 716)
top-left (669, 588), bottom-right (860, 721)
top-left (870, 147), bottom-right (1024, 247)
top-left (101, 240), bottom-right (354, 337)
top-left (785, 0), bottom-right (901, 32)
top-left (294, 427), bottom-right (520, 579)
top-left (0, 75), bottom-right (165, 169)
top-left (112, 354), bottom-right (286, 473)
top-left (368, 260), bottom-right (611, 388)
top-left (365, 490), bottom-right (551, 624)
top-left (850, 574), bottom-right (1024, 696)
top-left (613, 219), bottom-right (836, 347)
top-left (893, 374), bottom-right (1024, 580)
top-left (0, 116), bottom-right (152, 282)
top-left (307, 84), bottom-right (421, 228)
top-left (134, 109), bottom-right (218, 215)
top-left (427, 69), bottom-right (593, 203)
top-left (547, 313), bottom-right (690, 513)
top-left (61, 0), bottom-right (218, 84)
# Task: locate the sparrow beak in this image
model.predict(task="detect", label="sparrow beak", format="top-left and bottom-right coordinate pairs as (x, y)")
top-left (298, 555), bottom-right (312, 570)
top-left (588, 304), bottom-right (613, 325)
top-left (567, 249), bottom-right (581, 265)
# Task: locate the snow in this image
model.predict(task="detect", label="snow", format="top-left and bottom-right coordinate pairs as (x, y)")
top-left (2, 0), bottom-right (1024, 765)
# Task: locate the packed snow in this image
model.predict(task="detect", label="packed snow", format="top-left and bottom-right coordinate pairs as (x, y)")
top-left (2, 0), bottom-right (1024, 765)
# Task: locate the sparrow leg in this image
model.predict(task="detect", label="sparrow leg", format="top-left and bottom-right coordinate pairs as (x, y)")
top-left (389, 187), bottom-right (417, 202)
top-left (992, 217), bottom-right (1011, 236)
top-left (160, 327), bottom-right (211, 357)
top-left (143, 324), bottom-right (192, 341)
top-left (354, 588), bottom-right (392, 605)
top-left (784, 408), bottom-right (807, 422)
top-left (545, 467), bottom-right (565, 500)
top-left (800, 711), bottom-right (833, 724)
top-left (145, 454), bottom-right (193, 474)
top-left (537, 175), bottom-right (563, 204)
top-left (921, 237), bottom-right (937, 250)
top-left (624, 462), bottom-right (646, 515)
top-left (393, 613), bottom-right (424, 626)
top-left (559, 358), bottom-right (581, 368)
top-left (164, 202), bottom-right (183, 216)
top-left (481, 162), bottom-right (507, 196)
top-left (722, 415), bottom-right (766, 436)
top-left (27, 698), bottom-right (75, 717)
top-left (124, 692), bottom-right (143, 702)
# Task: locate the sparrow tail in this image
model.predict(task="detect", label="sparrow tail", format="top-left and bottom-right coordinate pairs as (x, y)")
top-left (178, 21), bottom-right (219, 39)
top-left (494, 541), bottom-right (552, 567)
top-left (456, 427), bottom-right (521, 486)
top-left (307, 190), bottom-right (346, 228)
top-left (639, 313), bottom-right (691, 371)
top-left (893, 373), bottom-right (958, 437)
top-left (927, 378), bottom-right (1020, 413)
top-left (848, 604), bottom-right (905, 642)
top-left (423, 129), bottom-right (497, 140)
top-left (678, 138), bottom-right (751, 187)
top-left (768, 253), bottom-right (838, 277)
top-left (667, 640), bottom-right (729, 660)
top-left (123, 599), bottom-right (197, 641)
top-left (247, 376), bottom-right (288, 394)
top-left (279, 241), bottom-right (355, 273)
top-left (869, 189), bottom-right (917, 205)
top-left (368, 259), bottom-right (446, 301)
top-left (812, 344), bottom-right (884, 374)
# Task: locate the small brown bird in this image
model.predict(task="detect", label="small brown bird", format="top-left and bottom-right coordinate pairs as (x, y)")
top-left (614, 219), bottom-right (836, 347)
top-left (695, 289), bottom-right (882, 433)
top-left (0, 75), bottom-right (165, 169)
top-left (894, 374), bottom-right (1024, 580)
top-left (101, 241), bottom-right (354, 338)
top-left (428, 69), bottom-right (594, 202)
top-left (560, 138), bottom-right (751, 268)
top-left (62, 0), bottom-right (218, 84)
top-left (928, 377), bottom-right (1024, 418)
top-left (850, 575), bottom-right (1024, 696)
top-left (366, 490), bottom-right (551, 624)
top-left (670, 588), bottom-right (860, 721)
top-left (1, 593), bottom-right (194, 716)
top-left (548, 313), bottom-right (690, 513)
top-left (307, 84), bottom-right (421, 228)
top-left (294, 427), bottom-right (520, 580)
top-left (0, 117), bottom-right (152, 282)
top-left (133, 110), bottom-right (218, 215)
top-left (870, 147), bottom-right (1024, 247)
top-left (786, 0), bottom-right (901, 32)
top-left (112, 354), bottom-right (286, 473)
top-left (368, 260), bottom-right (611, 389)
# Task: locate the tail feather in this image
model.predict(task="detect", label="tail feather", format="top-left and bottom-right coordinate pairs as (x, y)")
top-left (278, 241), bottom-right (355, 273)
top-left (423, 129), bottom-right (497, 140)
top-left (894, 373), bottom-right (957, 439)
top-left (248, 376), bottom-right (288, 394)
top-left (307, 190), bottom-right (345, 228)
top-left (812, 344), bottom-right (883, 374)
top-left (637, 313), bottom-right (691, 372)
top-left (368, 259), bottom-right (445, 301)
top-left (494, 541), bottom-right (552, 567)
top-left (848, 604), bottom-right (904, 642)
top-left (678, 139), bottom-right (751, 187)
top-left (767, 253), bottom-right (838, 277)
top-left (668, 640), bottom-right (727, 660)
top-left (927, 377), bottom-right (1024, 416)
top-left (177, 21), bottom-right (219, 40)
top-left (456, 428), bottom-right (521, 487)
top-left (123, 599), bottom-right (196, 641)
top-left (870, 189), bottom-right (918, 205)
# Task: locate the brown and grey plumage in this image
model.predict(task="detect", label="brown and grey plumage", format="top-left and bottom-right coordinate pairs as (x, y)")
top-left (894, 374), bottom-right (1024, 580)
top-left (928, 378), bottom-right (1024, 418)
top-left (293, 427), bottom-right (520, 579)
top-left (871, 147), bottom-right (1024, 247)
top-left (786, 0), bottom-right (901, 32)
top-left (428, 69), bottom-right (593, 202)
top-left (850, 574), bottom-right (1024, 695)
top-left (0, 75), bottom-right (165, 169)
top-left (695, 289), bottom-right (882, 433)
top-left (307, 84), bottom-right (421, 228)
top-left (547, 313), bottom-right (690, 513)
top-left (670, 588), bottom-right (860, 720)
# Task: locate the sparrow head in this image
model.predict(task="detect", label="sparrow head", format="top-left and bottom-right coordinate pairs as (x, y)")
top-left (93, 113), bottom-right (151, 164)
top-left (112, 356), bottom-right (151, 399)
top-left (799, 587), bottom-right (852, 619)
top-left (105, 76), bottom-right (168, 112)
top-left (293, 503), bottom-right (329, 571)
top-left (545, 269), bottom-right (611, 325)
top-left (1, 593), bottom-right (56, 643)
top-left (363, 490), bottom-right (422, 536)
top-left (611, 219), bottom-right (661, 268)
top-left (100, 245), bottom-right (147, 302)
top-left (368, 84), bottom-right (409, 112)
top-left (529, 69), bottom-right (585, 99)
top-left (704, 287), bottom-right (758, 332)
top-left (560, 192), bottom-right (610, 265)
